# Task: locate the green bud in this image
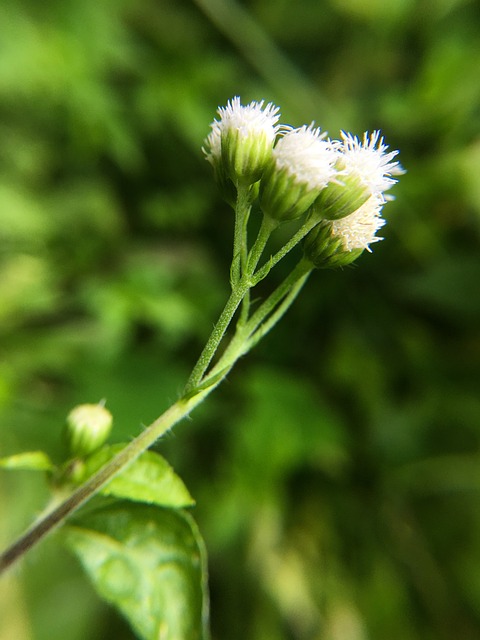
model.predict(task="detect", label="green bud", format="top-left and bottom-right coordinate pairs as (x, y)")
top-left (260, 125), bottom-right (338, 223)
top-left (316, 130), bottom-right (404, 220)
top-left (314, 169), bottom-right (371, 220)
top-left (65, 403), bottom-right (113, 457)
top-left (304, 220), bottom-right (364, 269)
top-left (260, 161), bottom-right (320, 222)
top-left (222, 126), bottom-right (274, 186)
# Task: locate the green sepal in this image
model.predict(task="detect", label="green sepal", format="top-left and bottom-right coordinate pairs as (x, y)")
top-left (222, 127), bottom-right (273, 186)
top-left (304, 220), bottom-right (364, 269)
top-left (314, 172), bottom-right (370, 220)
top-left (260, 162), bottom-right (320, 222)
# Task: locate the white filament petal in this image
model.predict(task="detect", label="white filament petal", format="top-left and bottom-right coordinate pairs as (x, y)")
top-left (339, 130), bottom-right (404, 196)
top-left (273, 125), bottom-right (339, 190)
top-left (330, 195), bottom-right (386, 251)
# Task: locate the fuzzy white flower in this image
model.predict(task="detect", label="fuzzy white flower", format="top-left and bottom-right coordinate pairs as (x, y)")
top-left (316, 130), bottom-right (403, 220)
top-left (217, 96), bottom-right (280, 140)
top-left (273, 125), bottom-right (338, 191)
top-left (330, 194), bottom-right (385, 252)
top-left (304, 194), bottom-right (387, 268)
top-left (260, 125), bottom-right (338, 222)
top-left (203, 97), bottom-right (281, 185)
top-left (339, 130), bottom-right (404, 199)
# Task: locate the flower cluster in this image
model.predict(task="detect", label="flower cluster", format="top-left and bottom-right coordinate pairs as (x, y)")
top-left (204, 97), bottom-right (403, 267)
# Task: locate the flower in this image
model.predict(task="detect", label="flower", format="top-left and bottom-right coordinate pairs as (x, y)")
top-left (272, 125), bottom-right (338, 191)
top-left (304, 195), bottom-right (386, 268)
top-left (317, 130), bottom-right (404, 220)
top-left (330, 194), bottom-right (385, 251)
top-left (260, 125), bottom-right (338, 222)
top-left (203, 96), bottom-right (281, 186)
top-left (340, 130), bottom-right (404, 195)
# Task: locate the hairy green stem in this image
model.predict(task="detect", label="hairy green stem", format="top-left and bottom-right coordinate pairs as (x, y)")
top-left (252, 214), bottom-right (320, 285)
top-left (0, 205), bottom-right (315, 575)
top-left (247, 267), bottom-right (312, 349)
top-left (1, 256), bottom-right (305, 575)
top-left (231, 184), bottom-right (251, 287)
top-left (184, 283), bottom-right (247, 394)
top-left (186, 213), bottom-right (277, 393)
top-left (246, 259), bottom-right (312, 337)
top-left (246, 215), bottom-right (277, 275)
top-left (0, 379), bottom-right (227, 575)
top-left (218, 259), bottom-right (313, 366)
top-left (239, 215), bottom-right (276, 327)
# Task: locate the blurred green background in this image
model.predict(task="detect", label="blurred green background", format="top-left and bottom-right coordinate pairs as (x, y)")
top-left (1, 0), bottom-right (480, 638)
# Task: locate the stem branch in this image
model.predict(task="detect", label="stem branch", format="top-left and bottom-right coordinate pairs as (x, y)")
top-left (184, 283), bottom-right (247, 394)
top-left (252, 214), bottom-right (319, 285)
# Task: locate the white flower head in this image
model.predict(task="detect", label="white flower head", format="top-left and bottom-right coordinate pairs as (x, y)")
top-left (304, 194), bottom-right (387, 269)
top-left (217, 96), bottom-right (280, 139)
top-left (272, 124), bottom-right (339, 191)
top-left (260, 124), bottom-right (339, 222)
top-left (203, 97), bottom-right (281, 185)
top-left (330, 194), bottom-right (386, 252)
top-left (339, 130), bottom-right (404, 198)
top-left (316, 130), bottom-right (403, 221)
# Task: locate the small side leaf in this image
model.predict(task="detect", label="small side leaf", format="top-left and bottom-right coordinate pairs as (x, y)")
top-left (0, 450), bottom-right (54, 471)
top-left (65, 502), bottom-right (210, 640)
top-left (81, 445), bottom-right (195, 508)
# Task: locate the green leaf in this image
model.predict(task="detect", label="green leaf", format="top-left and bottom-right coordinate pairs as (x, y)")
top-left (65, 502), bottom-right (210, 640)
top-left (81, 445), bottom-right (195, 508)
top-left (0, 450), bottom-right (54, 471)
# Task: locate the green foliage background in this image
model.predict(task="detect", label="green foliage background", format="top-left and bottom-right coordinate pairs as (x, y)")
top-left (1, 0), bottom-right (480, 638)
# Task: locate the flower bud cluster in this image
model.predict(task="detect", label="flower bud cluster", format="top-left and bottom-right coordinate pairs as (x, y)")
top-left (204, 97), bottom-right (403, 266)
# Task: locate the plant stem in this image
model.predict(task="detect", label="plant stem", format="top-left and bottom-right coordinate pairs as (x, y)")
top-left (218, 259), bottom-right (313, 366)
top-left (252, 214), bottom-right (319, 285)
top-left (0, 377), bottom-right (228, 575)
top-left (184, 283), bottom-right (247, 394)
top-left (247, 267), bottom-right (311, 349)
top-left (231, 184), bottom-right (251, 287)
top-left (1, 251), bottom-right (307, 575)
top-left (246, 215), bottom-right (277, 275)
top-left (185, 213), bottom-right (277, 393)
top-left (246, 259), bottom-right (312, 338)
top-left (0, 202), bottom-right (316, 574)
top-left (239, 215), bottom-right (276, 327)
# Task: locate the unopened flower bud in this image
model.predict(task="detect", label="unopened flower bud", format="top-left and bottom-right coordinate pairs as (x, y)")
top-left (65, 403), bottom-right (113, 457)
top-left (203, 97), bottom-right (280, 186)
top-left (304, 196), bottom-right (385, 268)
top-left (260, 125), bottom-right (338, 222)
